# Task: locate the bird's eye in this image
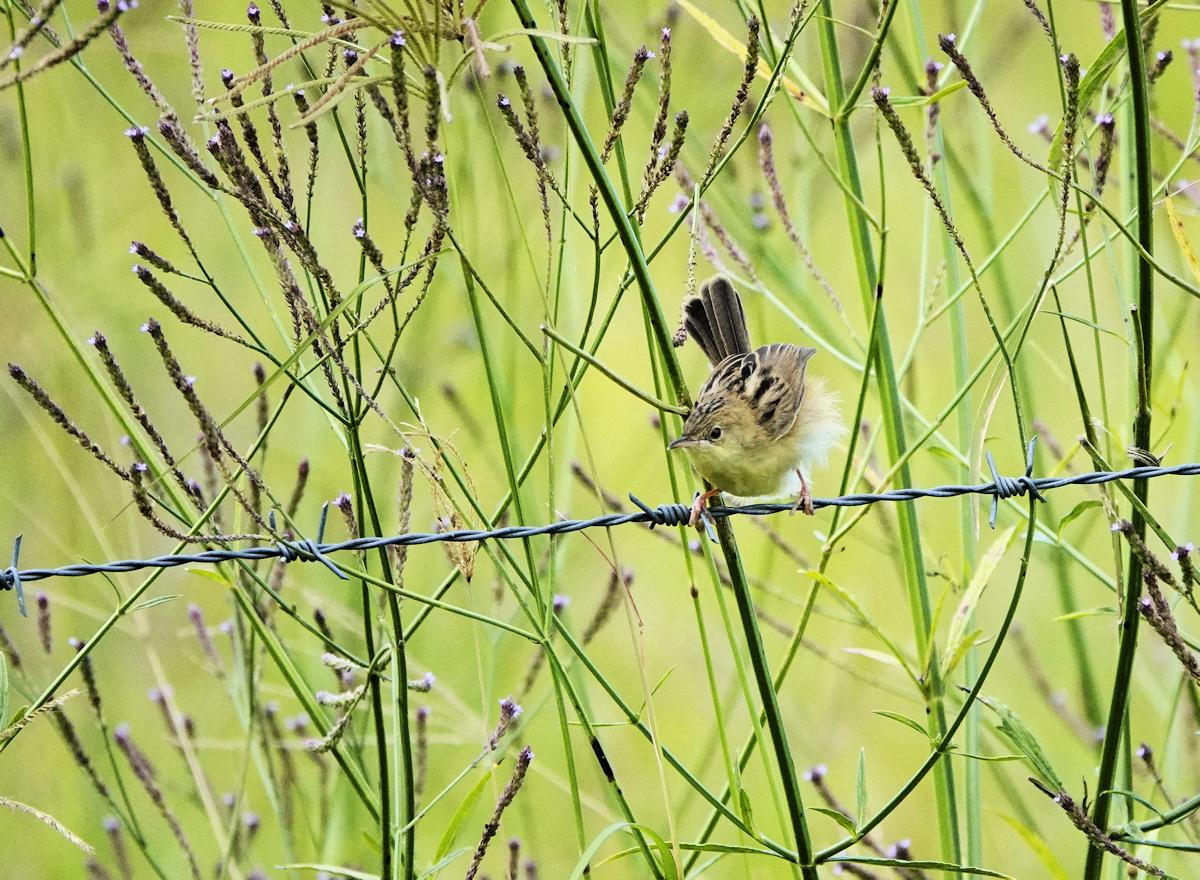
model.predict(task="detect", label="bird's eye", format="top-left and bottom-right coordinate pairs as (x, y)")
top-left (709, 426), bottom-right (722, 441)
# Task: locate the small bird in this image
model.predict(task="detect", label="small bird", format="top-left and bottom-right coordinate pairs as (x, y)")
top-left (668, 275), bottom-right (844, 526)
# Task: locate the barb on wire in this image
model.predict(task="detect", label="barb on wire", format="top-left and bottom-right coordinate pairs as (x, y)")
top-left (3, 450), bottom-right (1199, 611)
top-left (986, 437), bottom-right (1046, 528)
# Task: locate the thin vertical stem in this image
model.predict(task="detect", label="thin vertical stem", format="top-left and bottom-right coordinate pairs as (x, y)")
top-left (714, 517), bottom-right (818, 878)
top-left (1084, 2), bottom-right (1155, 876)
top-left (815, 0), bottom-right (961, 866)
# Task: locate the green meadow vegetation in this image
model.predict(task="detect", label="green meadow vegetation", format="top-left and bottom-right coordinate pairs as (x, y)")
top-left (2, 0), bottom-right (1200, 877)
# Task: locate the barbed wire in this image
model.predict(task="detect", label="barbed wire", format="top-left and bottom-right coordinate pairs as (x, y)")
top-left (3, 439), bottom-right (1198, 616)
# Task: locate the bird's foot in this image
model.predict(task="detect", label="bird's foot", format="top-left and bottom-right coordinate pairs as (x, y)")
top-left (790, 470), bottom-right (815, 516)
top-left (689, 488), bottom-right (720, 528)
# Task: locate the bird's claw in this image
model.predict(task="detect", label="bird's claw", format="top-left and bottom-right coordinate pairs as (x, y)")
top-left (790, 471), bottom-right (815, 516)
top-left (690, 489), bottom-right (720, 542)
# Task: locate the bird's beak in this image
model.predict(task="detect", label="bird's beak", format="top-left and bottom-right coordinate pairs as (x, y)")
top-left (668, 436), bottom-right (694, 450)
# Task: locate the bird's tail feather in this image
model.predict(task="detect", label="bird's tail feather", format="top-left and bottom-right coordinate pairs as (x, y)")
top-left (682, 275), bottom-right (750, 365)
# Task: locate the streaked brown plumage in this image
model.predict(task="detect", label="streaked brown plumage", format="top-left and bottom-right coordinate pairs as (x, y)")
top-left (669, 275), bottom-right (843, 524)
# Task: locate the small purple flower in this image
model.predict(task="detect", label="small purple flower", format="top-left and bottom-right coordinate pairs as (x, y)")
top-left (8, 46), bottom-right (24, 60)
top-left (552, 594), bottom-right (570, 612)
top-left (1172, 542), bottom-right (1194, 561)
top-left (408, 671), bottom-right (435, 692)
top-left (133, 462), bottom-right (148, 473)
top-left (352, 219), bottom-right (366, 238)
top-left (124, 126), bottom-right (149, 140)
top-left (184, 376), bottom-right (197, 388)
top-left (344, 49), bottom-right (358, 64)
top-left (803, 764), bottom-right (827, 782)
top-left (390, 31), bottom-right (406, 47)
top-left (246, 3), bottom-right (259, 20)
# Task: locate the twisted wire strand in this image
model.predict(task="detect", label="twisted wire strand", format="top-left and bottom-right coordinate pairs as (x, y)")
top-left (3, 458), bottom-right (1198, 615)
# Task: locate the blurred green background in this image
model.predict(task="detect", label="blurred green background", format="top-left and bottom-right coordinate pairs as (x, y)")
top-left (2, 0), bottom-right (1199, 877)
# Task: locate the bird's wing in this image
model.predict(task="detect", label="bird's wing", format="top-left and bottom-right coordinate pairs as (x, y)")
top-left (747, 343), bottom-right (816, 440)
top-left (694, 343), bottom-right (816, 441)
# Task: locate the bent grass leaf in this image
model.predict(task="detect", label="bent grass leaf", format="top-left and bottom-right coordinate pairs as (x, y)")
top-left (434, 769), bottom-right (492, 862)
top-left (571, 822), bottom-right (679, 880)
top-left (1054, 606), bottom-right (1116, 622)
top-left (855, 747), bottom-right (867, 828)
top-left (921, 578), bottom-right (956, 678)
top-left (1043, 312), bottom-right (1129, 344)
top-left (812, 807), bottom-right (856, 835)
top-left (1056, 500), bottom-right (1102, 542)
top-left (977, 695), bottom-right (1063, 790)
top-left (279, 865), bottom-right (379, 880)
top-left (806, 571), bottom-right (920, 688)
top-left (843, 647), bottom-right (903, 669)
top-left (1103, 788), bottom-right (1167, 821)
top-left (676, 0), bottom-right (829, 115)
top-left (941, 525), bottom-right (1016, 677)
top-left (133, 594), bottom-right (183, 612)
top-left (827, 856), bottom-right (1014, 878)
top-left (417, 849), bottom-right (470, 879)
top-left (874, 710), bottom-right (930, 740)
top-left (1165, 196), bottom-right (1200, 284)
top-left (941, 628), bottom-right (985, 678)
top-left (995, 813), bottom-right (1070, 880)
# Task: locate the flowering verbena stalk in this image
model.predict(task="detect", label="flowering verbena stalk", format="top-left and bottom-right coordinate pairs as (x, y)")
top-left (3, 1), bottom-right (1200, 879)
